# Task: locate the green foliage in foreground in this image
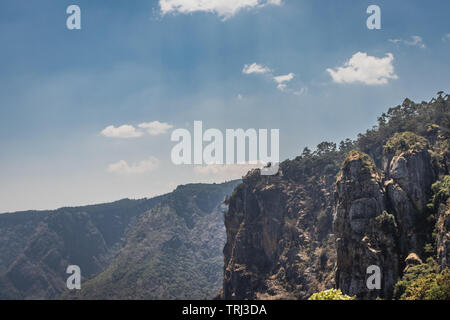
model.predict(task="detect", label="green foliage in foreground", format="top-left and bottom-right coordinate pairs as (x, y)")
top-left (308, 289), bottom-right (355, 300)
top-left (394, 258), bottom-right (450, 300)
top-left (393, 258), bottom-right (440, 299)
top-left (401, 268), bottom-right (450, 300)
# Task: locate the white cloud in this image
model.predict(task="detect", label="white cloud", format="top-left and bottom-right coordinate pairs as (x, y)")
top-left (107, 157), bottom-right (160, 175)
top-left (159, 0), bottom-right (282, 20)
top-left (243, 63), bottom-right (271, 74)
top-left (273, 73), bottom-right (295, 91)
top-left (242, 63), bottom-right (297, 93)
top-left (443, 33), bottom-right (450, 42)
top-left (101, 125), bottom-right (143, 139)
top-left (327, 52), bottom-right (398, 85)
top-left (389, 35), bottom-right (426, 49)
top-left (138, 121), bottom-right (173, 136)
top-left (273, 73), bottom-right (294, 84)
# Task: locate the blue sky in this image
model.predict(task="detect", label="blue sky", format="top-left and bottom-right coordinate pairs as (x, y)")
top-left (0, 0), bottom-right (449, 212)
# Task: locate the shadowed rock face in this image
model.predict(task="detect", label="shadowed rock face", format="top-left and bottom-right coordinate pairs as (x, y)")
top-left (335, 138), bottom-right (438, 299)
top-left (334, 151), bottom-right (399, 299)
top-left (221, 168), bottom-right (337, 300)
top-left (385, 148), bottom-right (436, 257)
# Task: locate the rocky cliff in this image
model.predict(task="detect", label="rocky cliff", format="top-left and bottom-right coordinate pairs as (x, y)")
top-left (219, 145), bottom-right (342, 299)
top-left (220, 94), bottom-right (449, 300)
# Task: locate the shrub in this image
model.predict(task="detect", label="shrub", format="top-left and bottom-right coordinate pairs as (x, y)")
top-left (383, 132), bottom-right (428, 155)
top-left (393, 258), bottom-right (439, 299)
top-left (401, 268), bottom-right (450, 300)
top-left (308, 289), bottom-right (355, 300)
top-left (374, 211), bottom-right (397, 233)
top-left (340, 150), bottom-right (376, 178)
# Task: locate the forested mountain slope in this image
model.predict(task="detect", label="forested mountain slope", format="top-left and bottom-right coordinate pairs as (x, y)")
top-left (66, 181), bottom-right (239, 300)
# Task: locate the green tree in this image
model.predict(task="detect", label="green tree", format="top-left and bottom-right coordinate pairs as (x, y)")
top-left (308, 289), bottom-right (355, 300)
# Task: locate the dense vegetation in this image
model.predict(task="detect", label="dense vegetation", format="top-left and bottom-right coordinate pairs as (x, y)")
top-left (394, 258), bottom-right (450, 300)
top-left (308, 289), bottom-right (355, 300)
top-left (383, 131), bottom-right (429, 155)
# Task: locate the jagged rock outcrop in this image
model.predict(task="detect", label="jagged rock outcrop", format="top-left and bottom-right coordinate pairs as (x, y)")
top-left (220, 166), bottom-right (337, 300)
top-left (384, 133), bottom-right (436, 256)
top-left (335, 133), bottom-right (438, 299)
top-left (334, 151), bottom-right (399, 299)
top-left (219, 96), bottom-right (449, 300)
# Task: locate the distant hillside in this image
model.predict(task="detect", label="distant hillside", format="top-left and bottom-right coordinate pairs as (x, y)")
top-left (0, 196), bottom-right (166, 299)
top-left (64, 181), bottom-right (239, 300)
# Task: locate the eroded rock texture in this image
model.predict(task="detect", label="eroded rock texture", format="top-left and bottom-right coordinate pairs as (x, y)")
top-left (335, 133), bottom-right (438, 299)
top-left (220, 167), bottom-right (337, 300)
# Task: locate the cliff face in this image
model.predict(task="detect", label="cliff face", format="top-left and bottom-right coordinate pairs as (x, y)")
top-left (220, 95), bottom-right (449, 300)
top-left (334, 138), bottom-right (437, 299)
top-left (220, 163), bottom-right (338, 300)
top-left (334, 151), bottom-right (398, 299)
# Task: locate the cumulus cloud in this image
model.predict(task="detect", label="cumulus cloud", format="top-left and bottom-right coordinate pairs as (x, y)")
top-left (273, 73), bottom-right (295, 91)
top-left (242, 63), bottom-right (271, 74)
top-left (389, 35), bottom-right (426, 49)
top-left (107, 157), bottom-right (159, 175)
top-left (242, 63), bottom-right (297, 93)
top-left (327, 52), bottom-right (398, 85)
top-left (101, 125), bottom-right (143, 139)
top-left (138, 121), bottom-right (173, 136)
top-left (101, 121), bottom-right (173, 138)
top-left (159, 0), bottom-right (282, 20)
